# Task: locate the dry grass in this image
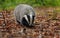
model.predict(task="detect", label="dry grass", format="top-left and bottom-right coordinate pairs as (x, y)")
top-left (0, 7), bottom-right (60, 38)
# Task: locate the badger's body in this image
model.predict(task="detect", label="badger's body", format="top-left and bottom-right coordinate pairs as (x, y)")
top-left (14, 4), bottom-right (35, 27)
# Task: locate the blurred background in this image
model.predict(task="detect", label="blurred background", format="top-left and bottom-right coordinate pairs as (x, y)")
top-left (0, 0), bottom-right (60, 38)
top-left (0, 0), bottom-right (60, 10)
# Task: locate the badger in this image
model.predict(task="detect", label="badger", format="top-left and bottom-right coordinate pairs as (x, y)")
top-left (14, 4), bottom-right (35, 27)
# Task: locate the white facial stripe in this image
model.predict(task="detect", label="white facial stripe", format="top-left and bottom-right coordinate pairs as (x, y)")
top-left (24, 15), bottom-right (29, 24)
top-left (29, 14), bottom-right (32, 25)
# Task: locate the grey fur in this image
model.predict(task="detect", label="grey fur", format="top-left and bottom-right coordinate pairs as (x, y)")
top-left (14, 4), bottom-right (35, 25)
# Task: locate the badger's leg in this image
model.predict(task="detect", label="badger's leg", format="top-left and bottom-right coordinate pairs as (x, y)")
top-left (17, 20), bottom-right (20, 24)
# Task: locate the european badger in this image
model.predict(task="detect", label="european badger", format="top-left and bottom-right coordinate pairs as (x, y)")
top-left (14, 4), bottom-right (35, 27)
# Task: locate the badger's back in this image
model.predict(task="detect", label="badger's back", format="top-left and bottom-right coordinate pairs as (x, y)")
top-left (14, 4), bottom-right (35, 24)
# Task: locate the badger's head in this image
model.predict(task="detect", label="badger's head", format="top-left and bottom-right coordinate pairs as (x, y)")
top-left (21, 14), bottom-right (35, 27)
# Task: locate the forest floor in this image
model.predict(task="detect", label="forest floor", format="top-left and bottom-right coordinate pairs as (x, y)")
top-left (0, 7), bottom-right (60, 38)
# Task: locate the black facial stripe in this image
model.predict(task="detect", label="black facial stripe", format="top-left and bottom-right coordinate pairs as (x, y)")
top-left (32, 16), bottom-right (34, 24)
top-left (22, 17), bottom-right (29, 26)
top-left (27, 15), bottom-right (35, 24)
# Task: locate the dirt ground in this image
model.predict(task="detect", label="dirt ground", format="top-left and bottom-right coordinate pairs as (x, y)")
top-left (0, 7), bottom-right (60, 38)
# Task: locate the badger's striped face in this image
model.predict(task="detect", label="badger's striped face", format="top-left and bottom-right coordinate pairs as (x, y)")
top-left (21, 14), bottom-right (34, 27)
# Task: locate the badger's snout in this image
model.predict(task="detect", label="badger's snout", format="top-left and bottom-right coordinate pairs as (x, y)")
top-left (14, 4), bottom-right (35, 27)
